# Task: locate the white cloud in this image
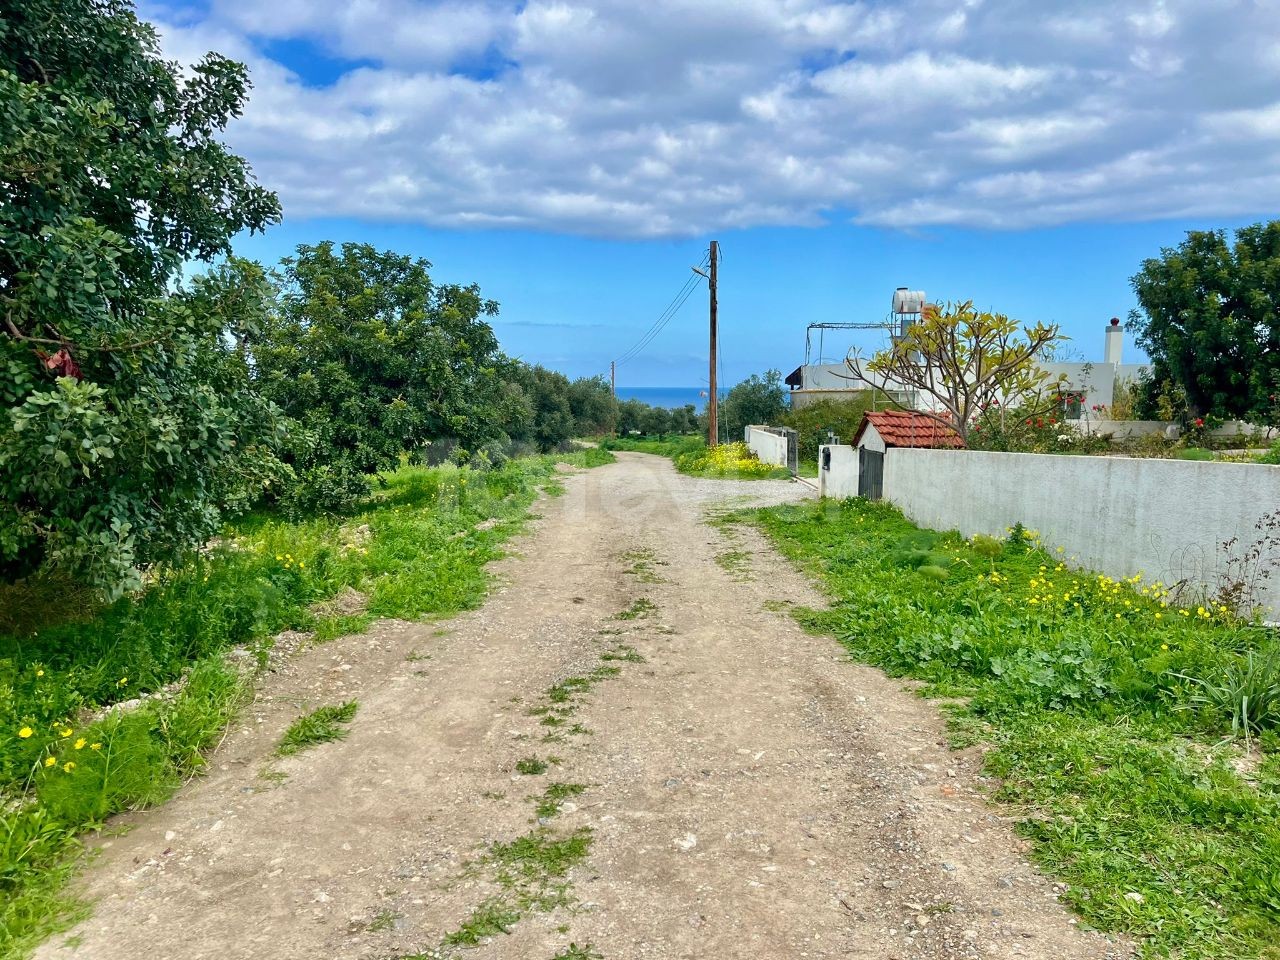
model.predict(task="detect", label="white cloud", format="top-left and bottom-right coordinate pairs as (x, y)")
top-left (141, 0), bottom-right (1280, 237)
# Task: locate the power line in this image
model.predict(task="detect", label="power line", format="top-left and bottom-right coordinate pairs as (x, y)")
top-left (613, 250), bottom-right (710, 368)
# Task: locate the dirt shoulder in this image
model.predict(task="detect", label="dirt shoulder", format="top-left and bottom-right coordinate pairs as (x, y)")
top-left (35, 453), bottom-right (1126, 960)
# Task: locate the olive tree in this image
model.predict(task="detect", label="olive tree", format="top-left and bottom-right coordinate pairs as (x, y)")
top-left (0, 0), bottom-right (281, 593)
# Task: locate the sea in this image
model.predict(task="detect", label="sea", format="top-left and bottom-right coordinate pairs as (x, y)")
top-left (615, 386), bottom-right (727, 410)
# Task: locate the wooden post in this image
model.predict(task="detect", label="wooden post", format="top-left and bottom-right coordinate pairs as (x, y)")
top-left (708, 240), bottom-right (718, 447)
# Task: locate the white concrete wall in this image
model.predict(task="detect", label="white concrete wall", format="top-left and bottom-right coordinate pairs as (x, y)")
top-left (883, 448), bottom-right (1280, 612)
top-left (1077, 420), bottom-right (1175, 439)
top-left (857, 423), bottom-right (886, 453)
top-left (745, 426), bottom-right (788, 467)
top-left (818, 444), bottom-right (859, 498)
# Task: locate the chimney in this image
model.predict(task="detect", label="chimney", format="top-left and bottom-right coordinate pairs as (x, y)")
top-left (1104, 317), bottom-right (1123, 366)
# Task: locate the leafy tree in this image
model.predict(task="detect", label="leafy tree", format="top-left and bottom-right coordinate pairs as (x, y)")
top-left (0, 0), bottom-right (281, 593)
top-left (669, 404), bottom-right (698, 435)
top-left (720, 370), bottom-right (787, 442)
top-left (640, 405), bottom-right (673, 438)
top-left (617, 398), bottom-right (648, 435)
top-left (252, 242), bottom-right (510, 475)
top-left (510, 364), bottom-right (576, 451)
top-left (1130, 222), bottom-right (1280, 420)
top-left (567, 375), bottom-right (617, 436)
top-left (847, 301), bottom-right (1065, 446)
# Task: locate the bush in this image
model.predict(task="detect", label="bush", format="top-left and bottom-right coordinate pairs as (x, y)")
top-left (278, 461), bottom-right (370, 520)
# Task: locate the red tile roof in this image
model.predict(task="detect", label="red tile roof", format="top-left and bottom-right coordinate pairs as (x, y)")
top-left (853, 410), bottom-right (965, 449)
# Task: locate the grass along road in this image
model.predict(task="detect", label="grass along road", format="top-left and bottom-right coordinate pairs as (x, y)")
top-left (30, 453), bottom-right (1122, 960)
top-left (751, 498), bottom-right (1280, 959)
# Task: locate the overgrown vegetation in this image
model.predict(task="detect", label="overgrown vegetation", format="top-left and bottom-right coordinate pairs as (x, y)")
top-left (752, 498), bottom-right (1280, 958)
top-left (0, 452), bottom-right (610, 958)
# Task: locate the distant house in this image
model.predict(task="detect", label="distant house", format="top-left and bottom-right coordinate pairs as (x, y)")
top-left (850, 411), bottom-right (963, 500)
top-left (785, 364), bottom-right (911, 410)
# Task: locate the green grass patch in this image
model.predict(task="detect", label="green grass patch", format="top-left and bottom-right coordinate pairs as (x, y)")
top-left (276, 701), bottom-right (358, 756)
top-left (615, 598), bottom-right (657, 620)
top-left (515, 756), bottom-right (550, 776)
top-left (534, 782), bottom-right (586, 819)
top-left (751, 497), bottom-right (1280, 959)
top-left (602, 435), bottom-right (788, 479)
top-left (0, 452), bottom-right (611, 958)
top-left (622, 549), bottom-right (668, 584)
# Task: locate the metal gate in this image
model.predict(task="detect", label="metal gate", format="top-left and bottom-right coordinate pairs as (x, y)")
top-left (858, 448), bottom-right (884, 500)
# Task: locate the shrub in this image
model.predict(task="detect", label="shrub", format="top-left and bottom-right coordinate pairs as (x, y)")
top-left (278, 460), bottom-right (371, 519)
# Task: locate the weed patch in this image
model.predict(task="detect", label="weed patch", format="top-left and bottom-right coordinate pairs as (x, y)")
top-left (615, 598), bottom-right (657, 620)
top-left (515, 756), bottom-right (550, 776)
top-left (276, 701), bottom-right (358, 756)
top-left (533, 782), bottom-right (586, 819)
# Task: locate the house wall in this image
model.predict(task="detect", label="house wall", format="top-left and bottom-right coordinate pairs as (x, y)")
top-left (745, 425), bottom-right (790, 467)
top-left (1040, 360), bottom-right (1152, 417)
top-left (856, 423), bottom-right (886, 453)
top-left (818, 444), bottom-right (859, 498)
top-left (881, 448), bottom-right (1280, 615)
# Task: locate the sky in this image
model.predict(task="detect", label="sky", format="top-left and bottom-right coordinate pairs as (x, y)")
top-left (141, 0), bottom-right (1280, 386)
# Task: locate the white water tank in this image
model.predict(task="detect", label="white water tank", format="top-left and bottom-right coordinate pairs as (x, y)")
top-left (892, 288), bottom-right (927, 314)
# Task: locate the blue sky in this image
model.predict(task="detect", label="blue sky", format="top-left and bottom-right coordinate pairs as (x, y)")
top-left (145, 0), bottom-right (1280, 386)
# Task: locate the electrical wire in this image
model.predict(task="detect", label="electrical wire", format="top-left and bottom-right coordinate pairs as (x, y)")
top-left (613, 250), bottom-right (711, 368)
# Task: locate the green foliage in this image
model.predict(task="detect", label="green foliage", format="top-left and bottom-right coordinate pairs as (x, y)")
top-left (720, 369), bottom-right (787, 441)
top-left (1178, 646), bottom-right (1280, 743)
top-left (780, 394), bottom-right (885, 463)
top-left (753, 497), bottom-right (1280, 957)
top-left (967, 404), bottom-right (1109, 454)
top-left (0, 1), bottom-right (282, 594)
top-left (277, 701), bottom-right (358, 756)
top-left (1131, 221), bottom-right (1280, 421)
top-left (510, 364), bottom-right (577, 451)
top-left (516, 756), bottom-right (549, 775)
top-left (566, 375), bottom-right (617, 437)
top-left (252, 242), bottom-right (511, 479)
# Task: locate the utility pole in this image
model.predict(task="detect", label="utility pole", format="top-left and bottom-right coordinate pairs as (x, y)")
top-left (708, 240), bottom-right (719, 447)
top-left (610, 360), bottom-right (615, 398)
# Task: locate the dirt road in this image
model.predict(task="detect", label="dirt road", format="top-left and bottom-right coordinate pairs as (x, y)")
top-left (36, 453), bottom-right (1126, 960)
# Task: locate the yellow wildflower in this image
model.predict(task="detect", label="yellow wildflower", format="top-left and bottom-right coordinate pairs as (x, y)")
top-left (117, 677), bottom-right (128, 687)
top-left (18, 726), bottom-right (33, 739)
top-left (44, 756), bottom-right (56, 768)
top-left (74, 738), bottom-right (86, 750)
top-left (35, 669), bottom-right (44, 677)
top-left (90, 742), bottom-right (102, 751)
top-left (63, 761), bottom-right (75, 773)
top-left (58, 727), bottom-right (72, 738)
top-left (1160, 643), bottom-right (1169, 650)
